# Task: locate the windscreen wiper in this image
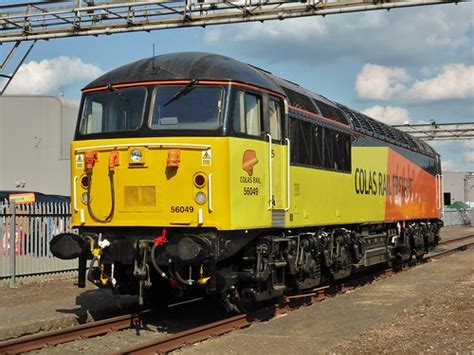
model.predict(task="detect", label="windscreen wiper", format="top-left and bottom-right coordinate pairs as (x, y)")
top-left (163, 79), bottom-right (199, 107)
top-left (107, 83), bottom-right (129, 103)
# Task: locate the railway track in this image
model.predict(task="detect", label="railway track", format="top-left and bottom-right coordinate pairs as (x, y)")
top-left (1, 234), bottom-right (473, 355)
top-left (438, 233), bottom-right (474, 246)
top-left (430, 233), bottom-right (474, 259)
top-left (0, 311), bottom-right (149, 354)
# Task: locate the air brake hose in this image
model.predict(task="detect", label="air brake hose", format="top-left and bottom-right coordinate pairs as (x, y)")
top-left (170, 265), bottom-right (194, 287)
top-left (151, 243), bottom-right (169, 280)
top-left (87, 169), bottom-right (115, 223)
top-left (86, 151), bottom-right (117, 223)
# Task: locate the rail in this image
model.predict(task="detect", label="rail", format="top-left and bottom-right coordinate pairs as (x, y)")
top-left (0, 311), bottom-right (149, 354)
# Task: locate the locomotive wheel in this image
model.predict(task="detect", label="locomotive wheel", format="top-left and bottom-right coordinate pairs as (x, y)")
top-left (217, 286), bottom-right (256, 313)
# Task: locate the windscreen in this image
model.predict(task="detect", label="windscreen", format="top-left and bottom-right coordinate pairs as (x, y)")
top-left (79, 87), bottom-right (146, 134)
top-left (150, 86), bottom-right (224, 130)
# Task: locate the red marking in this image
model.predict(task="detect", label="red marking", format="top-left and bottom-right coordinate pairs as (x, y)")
top-left (82, 80), bottom-right (286, 99)
top-left (154, 229), bottom-right (168, 246)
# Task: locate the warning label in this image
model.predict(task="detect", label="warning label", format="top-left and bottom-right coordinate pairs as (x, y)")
top-left (76, 154), bottom-right (85, 169)
top-left (201, 149), bottom-right (211, 166)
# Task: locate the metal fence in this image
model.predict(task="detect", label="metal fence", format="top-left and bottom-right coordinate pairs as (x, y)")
top-left (0, 201), bottom-right (77, 282)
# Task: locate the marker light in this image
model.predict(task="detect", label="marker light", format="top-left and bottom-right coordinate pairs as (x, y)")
top-left (194, 173), bottom-right (206, 188)
top-left (81, 192), bottom-right (89, 205)
top-left (80, 175), bottom-right (89, 188)
top-left (195, 192), bottom-right (207, 205)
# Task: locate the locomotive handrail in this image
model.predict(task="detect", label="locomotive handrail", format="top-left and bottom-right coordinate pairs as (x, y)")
top-left (74, 142), bottom-right (211, 152)
top-left (208, 173), bottom-right (213, 213)
top-left (285, 138), bottom-right (291, 211)
top-left (436, 174), bottom-right (443, 210)
top-left (72, 176), bottom-right (79, 212)
top-left (440, 174), bottom-right (444, 210)
top-left (266, 133), bottom-right (273, 210)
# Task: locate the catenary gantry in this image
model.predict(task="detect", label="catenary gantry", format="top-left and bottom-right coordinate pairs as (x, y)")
top-left (393, 122), bottom-right (474, 141)
top-left (0, 0), bottom-right (461, 44)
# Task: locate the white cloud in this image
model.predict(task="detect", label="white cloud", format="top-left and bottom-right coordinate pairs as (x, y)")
top-left (4, 56), bottom-right (103, 96)
top-left (355, 64), bottom-right (410, 100)
top-left (362, 105), bottom-right (411, 125)
top-left (407, 64), bottom-right (474, 101)
top-left (464, 151), bottom-right (474, 163)
top-left (463, 141), bottom-right (474, 164)
top-left (356, 63), bottom-right (474, 102)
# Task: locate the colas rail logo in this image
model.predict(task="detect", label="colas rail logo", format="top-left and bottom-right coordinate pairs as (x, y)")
top-left (242, 150), bottom-right (258, 176)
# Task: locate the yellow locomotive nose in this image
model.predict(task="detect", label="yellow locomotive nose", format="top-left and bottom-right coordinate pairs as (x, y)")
top-left (72, 139), bottom-right (217, 228)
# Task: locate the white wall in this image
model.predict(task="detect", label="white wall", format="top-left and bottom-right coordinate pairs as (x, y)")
top-left (466, 174), bottom-right (474, 204)
top-left (443, 171), bottom-right (465, 205)
top-left (0, 96), bottom-right (78, 196)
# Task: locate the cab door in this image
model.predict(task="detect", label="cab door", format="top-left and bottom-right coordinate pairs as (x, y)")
top-left (265, 96), bottom-right (288, 227)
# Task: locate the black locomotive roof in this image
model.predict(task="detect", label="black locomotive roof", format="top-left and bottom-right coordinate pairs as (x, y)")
top-left (84, 52), bottom-right (437, 158)
top-left (84, 52), bottom-right (284, 94)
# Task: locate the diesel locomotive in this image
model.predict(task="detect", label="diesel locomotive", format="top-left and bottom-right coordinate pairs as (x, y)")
top-left (51, 52), bottom-right (443, 311)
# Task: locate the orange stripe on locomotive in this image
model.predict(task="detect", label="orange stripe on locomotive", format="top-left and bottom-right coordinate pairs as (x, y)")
top-left (385, 148), bottom-right (440, 221)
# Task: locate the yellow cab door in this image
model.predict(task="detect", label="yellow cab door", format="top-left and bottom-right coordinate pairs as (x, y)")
top-left (265, 95), bottom-right (288, 227)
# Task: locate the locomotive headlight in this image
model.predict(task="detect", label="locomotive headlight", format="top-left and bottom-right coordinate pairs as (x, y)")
top-left (195, 191), bottom-right (207, 205)
top-left (130, 149), bottom-right (143, 163)
top-left (81, 192), bottom-right (89, 205)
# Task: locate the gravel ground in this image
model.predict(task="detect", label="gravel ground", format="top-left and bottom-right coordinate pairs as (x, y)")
top-left (331, 271), bottom-right (474, 354)
top-left (0, 278), bottom-right (139, 341)
top-left (30, 327), bottom-right (162, 354)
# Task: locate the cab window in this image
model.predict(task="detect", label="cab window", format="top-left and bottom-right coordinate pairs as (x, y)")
top-left (233, 91), bottom-right (262, 136)
top-left (269, 99), bottom-right (282, 141)
top-left (80, 87), bottom-right (146, 134)
top-left (149, 85), bottom-right (224, 130)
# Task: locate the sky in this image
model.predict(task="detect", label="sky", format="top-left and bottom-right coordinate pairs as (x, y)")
top-left (1, 1), bottom-right (473, 171)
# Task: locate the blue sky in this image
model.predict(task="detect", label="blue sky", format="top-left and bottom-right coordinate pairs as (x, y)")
top-left (2, 2), bottom-right (473, 170)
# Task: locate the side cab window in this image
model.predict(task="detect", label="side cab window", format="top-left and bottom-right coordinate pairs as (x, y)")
top-left (233, 90), bottom-right (263, 137)
top-left (268, 98), bottom-right (283, 142)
